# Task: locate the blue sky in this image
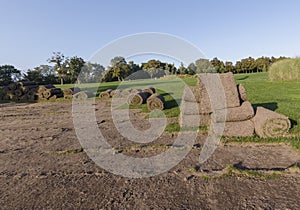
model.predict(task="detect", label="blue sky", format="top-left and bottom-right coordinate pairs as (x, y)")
top-left (1, 0), bottom-right (300, 71)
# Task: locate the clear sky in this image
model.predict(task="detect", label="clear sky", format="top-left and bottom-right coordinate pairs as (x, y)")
top-left (1, 0), bottom-right (300, 71)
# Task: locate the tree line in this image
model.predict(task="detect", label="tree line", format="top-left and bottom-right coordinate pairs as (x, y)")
top-left (0, 52), bottom-right (289, 86)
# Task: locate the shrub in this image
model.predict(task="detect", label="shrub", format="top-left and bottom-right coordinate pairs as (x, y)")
top-left (269, 58), bottom-right (300, 81)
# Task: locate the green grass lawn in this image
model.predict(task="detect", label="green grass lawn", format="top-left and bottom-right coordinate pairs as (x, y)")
top-left (235, 73), bottom-right (300, 134)
top-left (230, 73), bottom-right (300, 150)
top-left (56, 73), bottom-right (300, 139)
top-left (57, 77), bottom-right (197, 118)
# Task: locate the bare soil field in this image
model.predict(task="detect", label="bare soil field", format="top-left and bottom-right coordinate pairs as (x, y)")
top-left (1, 101), bottom-right (300, 209)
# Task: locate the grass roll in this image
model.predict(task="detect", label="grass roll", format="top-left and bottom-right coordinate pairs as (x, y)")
top-left (147, 93), bottom-right (165, 111)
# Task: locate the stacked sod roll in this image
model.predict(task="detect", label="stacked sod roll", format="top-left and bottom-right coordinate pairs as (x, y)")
top-left (100, 87), bottom-right (165, 111)
top-left (127, 91), bottom-right (151, 105)
top-left (180, 72), bottom-right (291, 138)
top-left (63, 87), bottom-right (81, 99)
top-left (142, 87), bottom-right (156, 95)
top-left (0, 81), bottom-right (63, 101)
top-left (146, 93), bottom-right (165, 111)
top-left (37, 85), bottom-right (63, 100)
top-left (99, 89), bottom-right (113, 99)
top-left (252, 107), bottom-right (291, 138)
top-left (73, 91), bottom-right (94, 100)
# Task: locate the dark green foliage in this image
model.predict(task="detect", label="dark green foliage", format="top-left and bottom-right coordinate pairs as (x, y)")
top-left (66, 56), bottom-right (85, 83)
top-left (194, 58), bottom-right (214, 73)
top-left (0, 65), bottom-right (21, 86)
top-left (47, 52), bottom-right (66, 85)
top-left (9, 53), bottom-right (294, 87)
top-left (48, 52), bottom-right (86, 84)
top-left (23, 65), bottom-right (58, 85)
top-left (187, 63), bottom-right (196, 75)
top-left (178, 63), bottom-right (188, 74)
top-left (187, 56), bottom-right (289, 75)
top-left (210, 57), bottom-right (225, 73)
top-left (141, 59), bottom-right (167, 78)
top-left (79, 62), bottom-right (105, 83)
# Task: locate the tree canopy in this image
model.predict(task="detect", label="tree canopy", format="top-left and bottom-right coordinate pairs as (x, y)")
top-left (0, 53), bottom-right (290, 85)
top-left (0, 65), bottom-right (21, 86)
top-left (23, 65), bottom-right (58, 85)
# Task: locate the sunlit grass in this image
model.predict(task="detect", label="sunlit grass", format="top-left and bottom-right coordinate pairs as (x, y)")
top-left (235, 72), bottom-right (300, 134)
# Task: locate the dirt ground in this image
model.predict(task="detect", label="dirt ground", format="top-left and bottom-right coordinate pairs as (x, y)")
top-left (1, 100), bottom-right (300, 209)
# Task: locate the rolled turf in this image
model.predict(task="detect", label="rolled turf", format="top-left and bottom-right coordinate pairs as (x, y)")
top-left (180, 100), bottom-right (200, 115)
top-left (214, 101), bottom-right (254, 122)
top-left (198, 72), bottom-right (241, 111)
top-left (63, 87), bottom-right (81, 97)
top-left (73, 91), bottom-right (94, 100)
top-left (182, 86), bottom-right (201, 103)
top-left (142, 87), bottom-right (156, 95)
top-left (212, 120), bottom-right (255, 137)
top-left (146, 93), bottom-right (165, 111)
top-left (237, 83), bottom-right (247, 102)
top-left (179, 113), bottom-right (212, 127)
top-left (252, 107), bottom-right (291, 138)
top-left (99, 89), bottom-right (113, 99)
top-left (127, 91), bottom-right (150, 105)
top-left (43, 88), bottom-right (63, 99)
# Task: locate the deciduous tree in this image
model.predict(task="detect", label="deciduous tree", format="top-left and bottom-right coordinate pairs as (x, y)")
top-left (0, 65), bottom-right (21, 86)
top-left (48, 52), bottom-right (67, 85)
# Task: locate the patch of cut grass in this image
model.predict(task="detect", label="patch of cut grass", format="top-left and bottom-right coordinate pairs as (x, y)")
top-left (186, 167), bottom-right (197, 173)
top-left (115, 144), bottom-right (171, 152)
top-left (164, 122), bottom-right (208, 133)
top-left (222, 135), bottom-right (300, 151)
top-left (165, 122), bottom-right (181, 132)
top-left (200, 175), bottom-right (211, 181)
top-left (53, 147), bottom-right (83, 155)
top-left (225, 164), bottom-right (282, 179)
